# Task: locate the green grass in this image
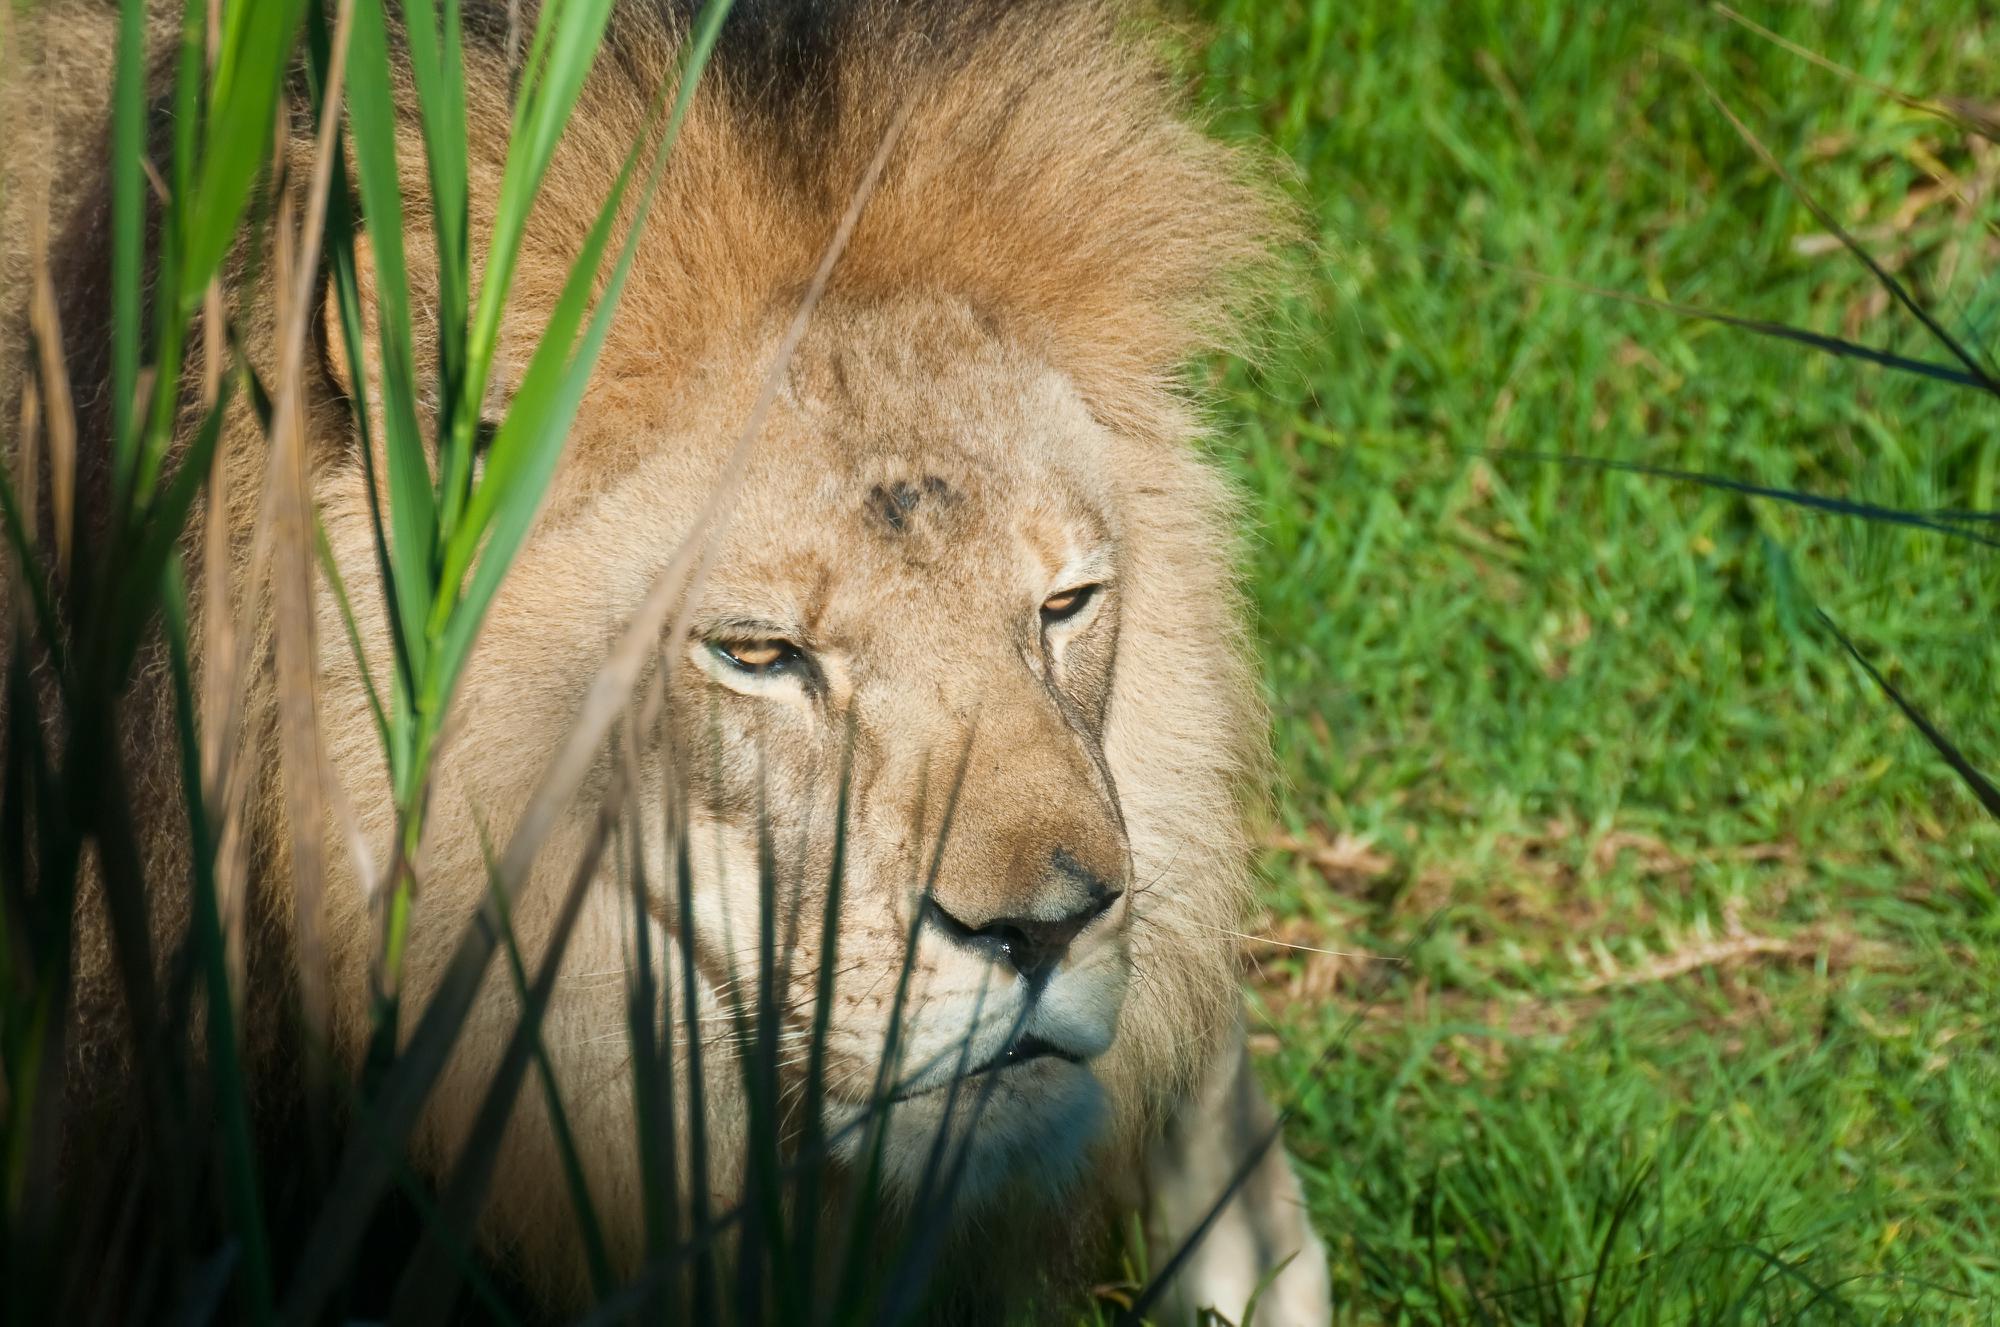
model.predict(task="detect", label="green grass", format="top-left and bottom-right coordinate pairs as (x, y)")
top-left (1187, 0), bottom-right (2000, 1318)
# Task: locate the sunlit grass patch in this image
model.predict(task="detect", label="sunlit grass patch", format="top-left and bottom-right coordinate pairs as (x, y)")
top-left (1193, 0), bottom-right (2000, 1317)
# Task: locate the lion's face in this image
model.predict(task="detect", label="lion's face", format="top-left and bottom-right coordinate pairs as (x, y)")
top-left (316, 293), bottom-right (1230, 1223)
top-left (663, 297), bottom-right (1141, 1199)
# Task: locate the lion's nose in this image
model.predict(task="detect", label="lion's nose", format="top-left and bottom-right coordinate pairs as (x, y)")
top-left (925, 884), bottom-right (1122, 985)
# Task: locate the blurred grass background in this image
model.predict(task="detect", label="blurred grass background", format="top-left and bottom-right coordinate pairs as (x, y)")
top-left (1181, 0), bottom-right (2000, 1318)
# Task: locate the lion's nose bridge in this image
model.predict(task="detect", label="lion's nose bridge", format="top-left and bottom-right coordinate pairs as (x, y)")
top-left (926, 696), bottom-right (1129, 966)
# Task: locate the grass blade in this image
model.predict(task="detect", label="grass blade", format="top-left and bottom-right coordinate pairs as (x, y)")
top-left (459, 0), bottom-right (618, 428)
top-left (628, 752), bottom-right (677, 1309)
top-left (673, 756), bottom-right (720, 1323)
top-left (1815, 607), bottom-right (2000, 821)
top-left (107, 0), bottom-right (146, 507)
top-left (0, 471), bottom-right (67, 679)
top-left (400, 0), bottom-right (475, 533)
top-left (342, 0), bottom-right (439, 689)
top-left (1463, 446), bottom-right (2000, 551)
top-left (788, 726), bottom-right (855, 1320)
top-left (105, 393), bottom-right (230, 681)
top-left (386, 802), bottom-right (614, 1325)
top-left (429, 0), bottom-right (734, 682)
top-left (1459, 255), bottom-right (1990, 390)
top-left (1697, 74), bottom-right (2000, 394)
top-left (498, 861), bottom-right (619, 1302)
top-left (27, 205), bottom-right (79, 579)
top-left (314, 521), bottom-right (391, 747)
top-left (160, 558), bottom-right (274, 1323)
top-left (185, 0), bottom-right (310, 298)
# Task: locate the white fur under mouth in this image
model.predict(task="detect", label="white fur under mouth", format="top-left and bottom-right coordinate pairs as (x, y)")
top-left (832, 1052), bottom-right (1110, 1205)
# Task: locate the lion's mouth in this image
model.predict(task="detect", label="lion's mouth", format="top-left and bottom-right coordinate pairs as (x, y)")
top-left (969, 1033), bottom-right (1082, 1078)
top-left (890, 1032), bottom-right (1085, 1103)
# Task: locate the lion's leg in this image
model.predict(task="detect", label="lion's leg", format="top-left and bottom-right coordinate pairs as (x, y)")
top-left (1145, 1012), bottom-right (1332, 1326)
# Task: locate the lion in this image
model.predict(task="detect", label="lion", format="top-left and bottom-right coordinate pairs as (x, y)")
top-left (9, 0), bottom-right (1333, 1321)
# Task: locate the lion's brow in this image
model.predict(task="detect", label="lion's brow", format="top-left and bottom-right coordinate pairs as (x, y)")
top-left (864, 475), bottom-right (957, 535)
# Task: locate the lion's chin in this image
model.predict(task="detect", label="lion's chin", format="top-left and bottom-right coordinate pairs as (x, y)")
top-left (828, 1058), bottom-right (1110, 1210)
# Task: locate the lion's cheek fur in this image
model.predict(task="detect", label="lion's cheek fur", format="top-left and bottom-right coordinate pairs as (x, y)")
top-left (1094, 421), bottom-right (1264, 1133)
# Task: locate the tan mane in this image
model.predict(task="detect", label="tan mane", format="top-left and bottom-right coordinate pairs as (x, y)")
top-left (405, 0), bottom-right (1279, 444)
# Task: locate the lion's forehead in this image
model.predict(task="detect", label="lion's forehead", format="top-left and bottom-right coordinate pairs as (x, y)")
top-left (857, 470), bottom-right (964, 538)
top-left (654, 296), bottom-right (1125, 659)
top-left (723, 437), bottom-right (1105, 623)
top-left (801, 442), bottom-right (988, 540)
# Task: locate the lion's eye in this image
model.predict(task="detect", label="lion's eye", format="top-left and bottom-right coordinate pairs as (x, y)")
top-left (1040, 584), bottom-right (1100, 625)
top-left (710, 638), bottom-right (802, 675)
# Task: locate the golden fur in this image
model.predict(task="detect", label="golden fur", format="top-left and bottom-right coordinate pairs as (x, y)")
top-left (11, 1), bottom-right (1331, 1319)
